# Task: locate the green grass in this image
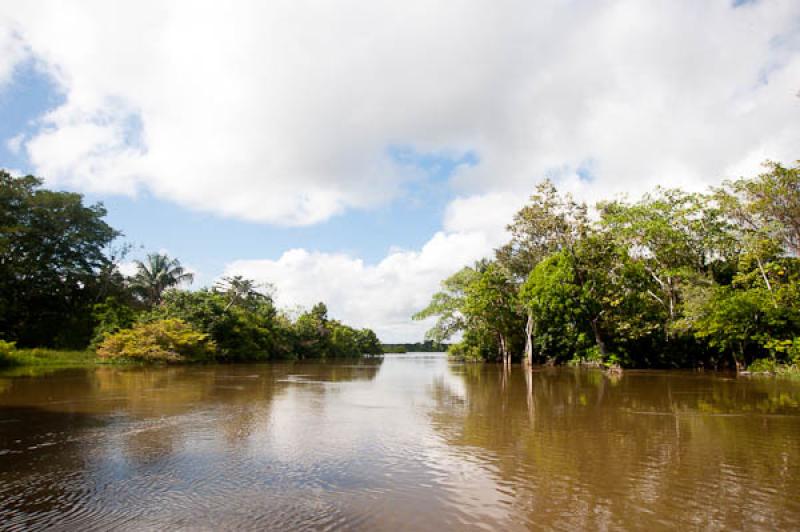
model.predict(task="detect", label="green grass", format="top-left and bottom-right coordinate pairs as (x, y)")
top-left (0, 347), bottom-right (97, 368)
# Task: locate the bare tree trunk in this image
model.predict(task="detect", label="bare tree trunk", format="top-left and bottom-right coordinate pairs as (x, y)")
top-left (499, 334), bottom-right (510, 368)
top-left (524, 364), bottom-right (534, 423)
top-left (523, 311), bottom-right (534, 366)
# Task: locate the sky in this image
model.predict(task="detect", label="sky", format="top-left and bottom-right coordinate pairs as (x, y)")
top-left (1, 0), bottom-right (799, 342)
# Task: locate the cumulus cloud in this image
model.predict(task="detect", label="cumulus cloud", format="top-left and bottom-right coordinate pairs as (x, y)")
top-left (1, 0), bottom-right (798, 224)
top-left (224, 223), bottom-right (507, 341)
top-left (2, 1), bottom-right (800, 339)
top-left (0, 24), bottom-right (26, 88)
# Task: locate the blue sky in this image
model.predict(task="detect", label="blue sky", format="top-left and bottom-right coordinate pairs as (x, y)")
top-left (1, 1), bottom-right (798, 340)
top-left (0, 64), bottom-right (474, 285)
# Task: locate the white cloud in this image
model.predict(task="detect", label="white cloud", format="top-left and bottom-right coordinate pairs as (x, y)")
top-left (2, 1), bottom-right (800, 339)
top-left (224, 218), bottom-right (507, 341)
top-left (0, 0), bottom-right (797, 225)
top-left (0, 23), bottom-right (26, 88)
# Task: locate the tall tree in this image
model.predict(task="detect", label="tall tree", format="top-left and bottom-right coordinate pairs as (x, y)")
top-left (497, 181), bottom-right (590, 363)
top-left (717, 160), bottom-right (800, 257)
top-left (0, 171), bottom-right (120, 347)
top-left (129, 253), bottom-right (194, 306)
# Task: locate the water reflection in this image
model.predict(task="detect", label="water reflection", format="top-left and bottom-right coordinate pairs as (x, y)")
top-left (431, 365), bottom-right (800, 530)
top-left (0, 356), bottom-right (799, 531)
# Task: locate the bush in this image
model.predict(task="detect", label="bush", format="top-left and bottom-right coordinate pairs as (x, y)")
top-left (748, 358), bottom-right (778, 373)
top-left (0, 340), bottom-right (17, 367)
top-left (448, 342), bottom-right (484, 362)
top-left (97, 319), bottom-right (217, 363)
top-left (143, 290), bottom-right (287, 361)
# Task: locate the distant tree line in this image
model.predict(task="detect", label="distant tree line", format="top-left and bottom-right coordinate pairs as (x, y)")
top-left (381, 341), bottom-right (449, 353)
top-left (0, 171), bottom-right (382, 362)
top-left (415, 160), bottom-right (800, 372)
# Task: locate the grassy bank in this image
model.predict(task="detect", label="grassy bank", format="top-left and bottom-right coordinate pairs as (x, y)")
top-left (0, 341), bottom-right (97, 369)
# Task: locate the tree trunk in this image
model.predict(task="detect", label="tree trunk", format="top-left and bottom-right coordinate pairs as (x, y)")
top-left (590, 318), bottom-right (607, 357)
top-left (499, 334), bottom-right (510, 368)
top-left (523, 311), bottom-right (534, 366)
top-left (735, 343), bottom-right (745, 374)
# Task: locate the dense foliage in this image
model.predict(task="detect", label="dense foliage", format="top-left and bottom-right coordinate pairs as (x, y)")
top-left (97, 319), bottom-right (217, 363)
top-left (416, 160), bottom-right (800, 371)
top-left (0, 172), bottom-right (382, 362)
top-left (0, 171), bottom-right (121, 348)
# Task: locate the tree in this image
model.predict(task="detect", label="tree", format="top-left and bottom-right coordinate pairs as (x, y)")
top-left (497, 182), bottom-right (591, 363)
top-left (0, 171), bottom-right (120, 347)
top-left (717, 160), bottom-right (800, 257)
top-left (496, 179), bottom-right (589, 280)
top-left (461, 263), bottom-right (522, 365)
top-left (214, 275), bottom-right (275, 311)
top-left (412, 264), bottom-right (482, 342)
top-left (144, 288), bottom-right (286, 361)
top-left (355, 328), bottom-right (383, 355)
top-left (294, 302), bottom-right (332, 358)
top-left (600, 189), bottom-right (736, 340)
top-left (416, 159), bottom-right (800, 370)
top-left (129, 253), bottom-right (194, 306)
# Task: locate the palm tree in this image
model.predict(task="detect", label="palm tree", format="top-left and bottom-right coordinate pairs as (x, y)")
top-left (129, 253), bottom-right (194, 306)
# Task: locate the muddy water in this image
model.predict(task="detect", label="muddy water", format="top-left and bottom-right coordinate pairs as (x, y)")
top-left (1, 354), bottom-right (799, 530)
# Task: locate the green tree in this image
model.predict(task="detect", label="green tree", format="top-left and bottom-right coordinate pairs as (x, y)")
top-left (129, 253), bottom-right (194, 306)
top-left (0, 171), bottom-right (120, 347)
top-left (294, 302), bottom-right (332, 358)
top-left (144, 288), bottom-right (287, 361)
top-left (462, 263), bottom-right (522, 365)
top-left (355, 328), bottom-right (383, 355)
top-left (412, 264), bottom-right (482, 342)
top-left (600, 189), bottom-right (736, 340)
top-left (717, 159), bottom-right (800, 256)
top-left (215, 275), bottom-right (274, 311)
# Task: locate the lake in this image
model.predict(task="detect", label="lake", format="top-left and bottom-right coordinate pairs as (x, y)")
top-left (1, 354), bottom-right (799, 530)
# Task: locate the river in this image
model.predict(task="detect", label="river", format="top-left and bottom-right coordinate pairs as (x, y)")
top-left (1, 354), bottom-right (799, 530)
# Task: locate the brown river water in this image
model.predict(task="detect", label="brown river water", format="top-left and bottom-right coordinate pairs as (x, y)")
top-left (1, 354), bottom-right (799, 531)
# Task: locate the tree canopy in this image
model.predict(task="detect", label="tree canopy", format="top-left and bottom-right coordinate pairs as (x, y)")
top-left (0, 170), bottom-right (383, 360)
top-left (416, 160), bottom-right (800, 371)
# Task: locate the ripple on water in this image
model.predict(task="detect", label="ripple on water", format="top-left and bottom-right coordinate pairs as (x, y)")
top-left (1, 362), bottom-right (800, 530)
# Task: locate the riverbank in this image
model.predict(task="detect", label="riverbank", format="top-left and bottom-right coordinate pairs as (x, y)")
top-left (0, 343), bottom-right (97, 369)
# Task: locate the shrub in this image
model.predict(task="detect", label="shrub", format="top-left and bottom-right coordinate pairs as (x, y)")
top-left (748, 358), bottom-right (778, 373)
top-left (448, 342), bottom-right (483, 362)
top-left (97, 319), bottom-right (217, 363)
top-left (0, 340), bottom-right (17, 367)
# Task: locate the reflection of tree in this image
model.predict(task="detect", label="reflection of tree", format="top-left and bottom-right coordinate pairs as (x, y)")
top-left (0, 359), bottom-right (385, 526)
top-left (430, 366), bottom-right (800, 530)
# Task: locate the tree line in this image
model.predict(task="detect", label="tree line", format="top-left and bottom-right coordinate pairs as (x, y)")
top-left (0, 171), bottom-right (382, 363)
top-left (381, 341), bottom-right (450, 353)
top-left (415, 160), bottom-right (800, 372)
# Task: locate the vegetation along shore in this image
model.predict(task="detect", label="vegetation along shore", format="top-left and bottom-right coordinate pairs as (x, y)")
top-left (415, 160), bottom-right (800, 374)
top-left (0, 171), bottom-right (382, 366)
